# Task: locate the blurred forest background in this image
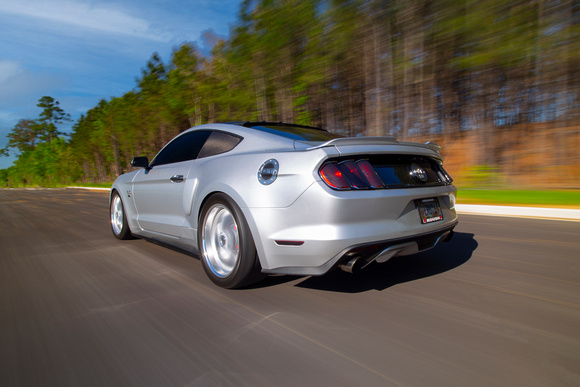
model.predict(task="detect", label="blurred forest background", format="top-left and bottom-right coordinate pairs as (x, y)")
top-left (1, 0), bottom-right (579, 188)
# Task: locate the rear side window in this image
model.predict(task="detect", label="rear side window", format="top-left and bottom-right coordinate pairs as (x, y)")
top-left (198, 131), bottom-right (242, 158)
top-left (152, 131), bottom-right (212, 166)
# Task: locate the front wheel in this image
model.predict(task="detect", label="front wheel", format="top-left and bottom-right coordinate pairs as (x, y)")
top-left (110, 191), bottom-right (132, 240)
top-left (198, 194), bottom-right (263, 289)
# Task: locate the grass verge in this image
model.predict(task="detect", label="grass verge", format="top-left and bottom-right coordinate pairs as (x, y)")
top-left (72, 182), bottom-right (114, 188)
top-left (456, 189), bottom-right (580, 208)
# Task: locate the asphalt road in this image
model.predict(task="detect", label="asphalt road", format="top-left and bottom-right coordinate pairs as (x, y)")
top-left (1, 189), bottom-right (579, 387)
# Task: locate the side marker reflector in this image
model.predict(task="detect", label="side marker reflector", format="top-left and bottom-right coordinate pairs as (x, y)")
top-left (275, 240), bottom-right (304, 246)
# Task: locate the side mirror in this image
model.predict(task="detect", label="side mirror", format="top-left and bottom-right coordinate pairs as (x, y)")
top-left (130, 156), bottom-right (149, 169)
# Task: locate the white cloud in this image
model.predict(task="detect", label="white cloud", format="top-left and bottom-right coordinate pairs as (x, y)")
top-left (0, 60), bottom-right (22, 85)
top-left (0, 60), bottom-right (65, 103)
top-left (0, 0), bottom-right (168, 42)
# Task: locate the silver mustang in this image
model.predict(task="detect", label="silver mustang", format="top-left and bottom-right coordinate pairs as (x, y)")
top-left (110, 122), bottom-right (458, 288)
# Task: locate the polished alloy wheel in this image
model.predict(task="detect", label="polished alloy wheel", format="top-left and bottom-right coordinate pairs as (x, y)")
top-left (111, 194), bottom-right (124, 235)
top-left (202, 204), bottom-right (240, 278)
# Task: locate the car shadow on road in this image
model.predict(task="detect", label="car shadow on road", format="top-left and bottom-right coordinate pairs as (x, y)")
top-left (260, 232), bottom-right (477, 293)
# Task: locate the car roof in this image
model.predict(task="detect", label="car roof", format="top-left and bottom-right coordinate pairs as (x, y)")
top-left (180, 122), bottom-right (442, 156)
top-left (181, 122), bottom-right (340, 150)
top-left (238, 121), bottom-right (326, 132)
top-left (227, 121), bottom-right (340, 142)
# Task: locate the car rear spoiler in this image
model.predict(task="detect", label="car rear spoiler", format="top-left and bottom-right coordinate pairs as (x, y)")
top-left (305, 137), bottom-right (442, 154)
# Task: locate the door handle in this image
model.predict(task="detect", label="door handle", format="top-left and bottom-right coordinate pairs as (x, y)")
top-left (170, 175), bottom-right (185, 183)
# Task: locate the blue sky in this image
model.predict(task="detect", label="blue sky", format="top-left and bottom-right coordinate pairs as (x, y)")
top-left (0, 0), bottom-right (241, 169)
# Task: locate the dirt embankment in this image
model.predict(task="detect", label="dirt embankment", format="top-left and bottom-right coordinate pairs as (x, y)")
top-left (409, 124), bottom-right (580, 188)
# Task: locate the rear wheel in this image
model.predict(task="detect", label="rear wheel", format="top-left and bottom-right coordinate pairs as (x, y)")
top-left (198, 194), bottom-right (263, 288)
top-left (110, 191), bottom-right (132, 240)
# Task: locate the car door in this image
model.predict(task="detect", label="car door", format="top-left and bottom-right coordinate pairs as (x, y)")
top-left (132, 130), bottom-right (212, 237)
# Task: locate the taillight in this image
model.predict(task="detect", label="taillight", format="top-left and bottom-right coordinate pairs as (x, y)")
top-left (339, 161), bottom-right (368, 189)
top-left (319, 163), bottom-right (350, 189)
top-left (356, 160), bottom-right (384, 188)
top-left (436, 162), bottom-right (453, 183)
top-left (319, 160), bottom-right (384, 190)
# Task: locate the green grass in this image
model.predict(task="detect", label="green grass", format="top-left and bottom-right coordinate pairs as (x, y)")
top-left (68, 185), bottom-right (579, 207)
top-left (1, 182), bottom-right (114, 189)
top-left (457, 189), bottom-right (580, 207)
top-left (70, 182), bottom-right (114, 188)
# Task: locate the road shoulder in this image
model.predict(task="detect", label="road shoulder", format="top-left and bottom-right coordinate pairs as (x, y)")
top-left (456, 204), bottom-right (580, 221)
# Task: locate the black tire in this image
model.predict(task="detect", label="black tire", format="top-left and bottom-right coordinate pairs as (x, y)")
top-left (198, 193), bottom-right (264, 289)
top-left (110, 191), bottom-right (133, 240)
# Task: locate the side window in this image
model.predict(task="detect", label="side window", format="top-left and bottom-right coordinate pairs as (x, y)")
top-left (151, 131), bottom-right (212, 166)
top-left (198, 131), bottom-right (243, 158)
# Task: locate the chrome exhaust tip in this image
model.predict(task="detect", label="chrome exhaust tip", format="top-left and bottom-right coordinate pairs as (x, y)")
top-left (339, 256), bottom-right (364, 274)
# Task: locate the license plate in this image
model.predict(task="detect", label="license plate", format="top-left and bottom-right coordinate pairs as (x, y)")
top-left (416, 198), bottom-right (443, 224)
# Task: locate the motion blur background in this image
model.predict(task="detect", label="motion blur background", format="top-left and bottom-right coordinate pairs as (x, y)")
top-left (1, 0), bottom-right (578, 189)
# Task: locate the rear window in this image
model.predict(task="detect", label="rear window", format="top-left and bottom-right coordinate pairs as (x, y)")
top-left (251, 125), bottom-right (342, 142)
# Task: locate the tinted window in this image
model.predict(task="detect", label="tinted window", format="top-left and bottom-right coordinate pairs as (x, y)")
top-left (251, 125), bottom-right (342, 142)
top-left (198, 131), bottom-right (242, 158)
top-left (152, 131), bottom-right (211, 166)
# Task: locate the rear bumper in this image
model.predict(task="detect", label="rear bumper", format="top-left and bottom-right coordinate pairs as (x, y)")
top-left (261, 221), bottom-right (457, 276)
top-left (245, 182), bottom-right (458, 276)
